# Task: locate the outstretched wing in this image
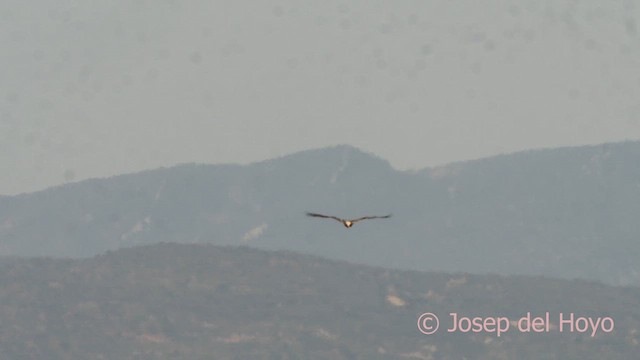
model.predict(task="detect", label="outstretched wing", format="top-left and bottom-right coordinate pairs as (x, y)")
top-left (306, 212), bottom-right (345, 223)
top-left (350, 214), bottom-right (392, 223)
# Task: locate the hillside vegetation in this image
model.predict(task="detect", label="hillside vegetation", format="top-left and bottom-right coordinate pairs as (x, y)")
top-left (0, 243), bottom-right (638, 359)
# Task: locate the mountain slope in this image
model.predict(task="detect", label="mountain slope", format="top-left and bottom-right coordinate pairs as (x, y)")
top-left (1, 141), bottom-right (640, 285)
top-left (0, 243), bottom-right (638, 359)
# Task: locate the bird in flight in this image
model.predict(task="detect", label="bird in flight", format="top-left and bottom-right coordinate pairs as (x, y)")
top-left (306, 212), bottom-right (392, 228)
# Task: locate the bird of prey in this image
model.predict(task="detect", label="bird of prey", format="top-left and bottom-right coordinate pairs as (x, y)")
top-left (306, 212), bottom-right (392, 228)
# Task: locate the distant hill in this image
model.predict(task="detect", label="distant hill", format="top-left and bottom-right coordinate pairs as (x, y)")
top-left (1, 141), bottom-right (640, 286)
top-left (0, 243), bottom-right (638, 359)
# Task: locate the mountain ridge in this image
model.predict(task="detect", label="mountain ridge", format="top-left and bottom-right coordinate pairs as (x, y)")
top-left (4, 140), bottom-right (636, 198)
top-left (1, 140), bottom-right (639, 286)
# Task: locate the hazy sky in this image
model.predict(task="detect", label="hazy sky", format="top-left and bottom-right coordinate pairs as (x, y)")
top-left (1, 0), bottom-right (639, 195)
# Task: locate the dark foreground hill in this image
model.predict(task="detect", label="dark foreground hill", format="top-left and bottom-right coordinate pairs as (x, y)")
top-left (1, 141), bottom-right (640, 286)
top-left (0, 243), bottom-right (639, 359)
